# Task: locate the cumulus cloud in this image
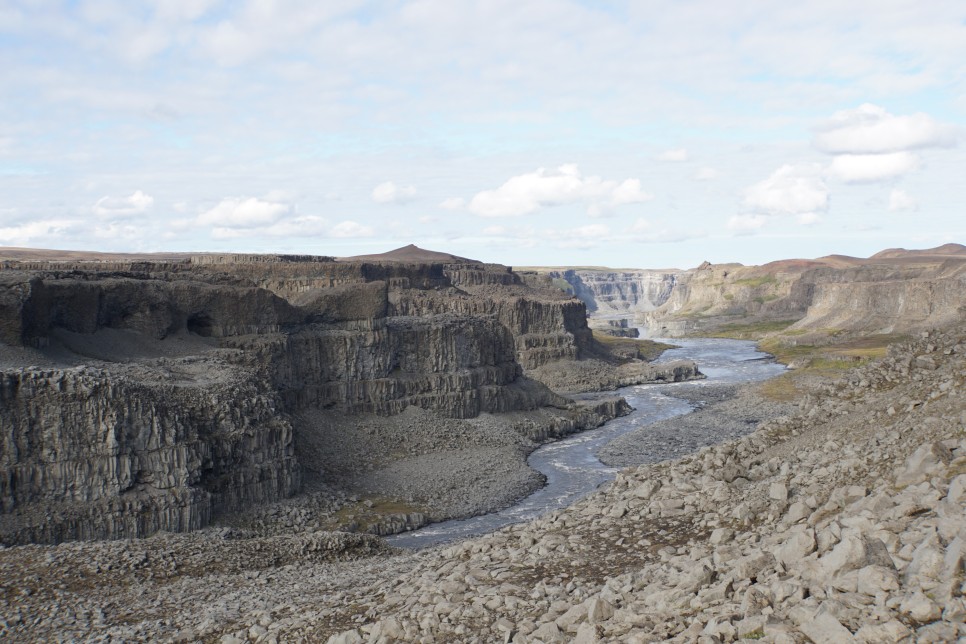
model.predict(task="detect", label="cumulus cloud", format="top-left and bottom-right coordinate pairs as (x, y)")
top-left (330, 220), bottom-right (375, 238)
top-left (93, 222), bottom-right (141, 241)
top-left (198, 196), bottom-right (293, 228)
top-left (463, 164), bottom-right (652, 217)
top-left (439, 197), bottom-right (465, 210)
top-left (92, 190), bottom-right (154, 218)
top-left (727, 214), bottom-right (769, 233)
top-left (742, 164), bottom-right (829, 217)
top-left (814, 104), bottom-right (957, 154)
top-left (209, 215), bottom-right (329, 240)
top-left (372, 181), bottom-right (417, 204)
top-left (657, 148), bottom-right (688, 162)
top-left (626, 218), bottom-right (701, 243)
top-left (827, 151), bottom-right (921, 183)
top-left (0, 219), bottom-right (78, 245)
top-left (888, 188), bottom-right (918, 212)
top-left (694, 167), bottom-right (719, 181)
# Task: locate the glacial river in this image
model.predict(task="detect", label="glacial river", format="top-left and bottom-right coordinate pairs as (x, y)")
top-left (387, 337), bottom-right (786, 549)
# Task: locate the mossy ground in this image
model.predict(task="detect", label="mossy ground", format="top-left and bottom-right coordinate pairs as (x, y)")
top-left (704, 321), bottom-right (908, 403)
top-left (754, 332), bottom-right (908, 402)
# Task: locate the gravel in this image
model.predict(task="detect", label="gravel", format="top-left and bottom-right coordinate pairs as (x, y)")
top-left (598, 382), bottom-right (795, 467)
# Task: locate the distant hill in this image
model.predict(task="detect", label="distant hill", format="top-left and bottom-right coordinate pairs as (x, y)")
top-left (0, 247), bottom-right (197, 261)
top-left (870, 243), bottom-right (966, 260)
top-left (338, 244), bottom-right (479, 263)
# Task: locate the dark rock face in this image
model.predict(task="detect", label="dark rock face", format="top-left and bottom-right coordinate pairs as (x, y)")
top-left (0, 254), bottom-right (672, 544)
top-left (0, 362), bottom-right (300, 544)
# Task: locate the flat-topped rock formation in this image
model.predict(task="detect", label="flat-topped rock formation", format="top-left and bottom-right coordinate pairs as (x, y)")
top-left (0, 247), bottom-right (696, 544)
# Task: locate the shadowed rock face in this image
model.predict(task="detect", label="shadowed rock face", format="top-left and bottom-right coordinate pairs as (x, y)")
top-left (0, 253), bottom-right (678, 544)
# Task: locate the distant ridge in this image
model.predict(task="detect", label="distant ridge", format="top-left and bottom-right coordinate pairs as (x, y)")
top-left (338, 244), bottom-right (480, 263)
top-left (870, 243), bottom-right (966, 260)
top-left (0, 247), bottom-right (197, 262)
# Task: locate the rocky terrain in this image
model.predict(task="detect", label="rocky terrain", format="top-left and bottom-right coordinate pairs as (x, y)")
top-left (0, 246), bottom-right (697, 544)
top-left (1, 319), bottom-right (962, 642)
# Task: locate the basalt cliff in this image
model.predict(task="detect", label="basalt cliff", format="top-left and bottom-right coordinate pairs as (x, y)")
top-left (0, 246), bottom-right (698, 545)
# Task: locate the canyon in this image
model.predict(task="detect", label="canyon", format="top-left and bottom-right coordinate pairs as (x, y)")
top-left (540, 243), bottom-right (966, 341)
top-left (0, 243), bottom-right (963, 643)
top-left (0, 246), bottom-right (697, 545)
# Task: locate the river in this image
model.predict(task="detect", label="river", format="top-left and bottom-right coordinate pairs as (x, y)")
top-left (387, 337), bottom-right (786, 549)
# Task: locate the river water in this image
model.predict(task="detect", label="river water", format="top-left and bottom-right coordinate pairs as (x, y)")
top-left (388, 337), bottom-right (786, 549)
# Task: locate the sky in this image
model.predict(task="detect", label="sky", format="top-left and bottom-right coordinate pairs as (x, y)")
top-left (1, 0), bottom-right (965, 269)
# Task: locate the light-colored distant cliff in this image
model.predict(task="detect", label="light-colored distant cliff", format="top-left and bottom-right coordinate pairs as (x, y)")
top-left (535, 245), bottom-right (966, 339)
top-left (643, 247), bottom-right (966, 338)
top-left (541, 269), bottom-right (682, 315)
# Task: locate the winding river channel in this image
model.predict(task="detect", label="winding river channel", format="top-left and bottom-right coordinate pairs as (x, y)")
top-left (388, 336), bottom-right (786, 549)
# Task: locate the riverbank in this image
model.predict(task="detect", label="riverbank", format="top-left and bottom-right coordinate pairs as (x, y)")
top-left (598, 382), bottom-right (796, 468)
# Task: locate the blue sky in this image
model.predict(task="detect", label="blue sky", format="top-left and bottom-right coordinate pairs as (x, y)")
top-left (1, 0), bottom-right (964, 268)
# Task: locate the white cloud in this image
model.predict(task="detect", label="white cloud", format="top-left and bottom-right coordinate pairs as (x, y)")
top-left (569, 224), bottom-right (610, 238)
top-left (440, 197), bottom-right (465, 210)
top-left (209, 215), bottom-right (329, 240)
top-left (727, 214), bottom-right (769, 232)
top-left (418, 215), bottom-right (438, 224)
top-left (694, 167), bottom-right (719, 181)
top-left (330, 220), bottom-right (375, 238)
top-left (657, 148), bottom-right (688, 162)
top-left (888, 188), bottom-right (918, 212)
top-left (153, 0), bottom-right (218, 22)
top-left (92, 190), bottom-right (154, 218)
top-left (797, 212), bottom-right (822, 225)
top-left (372, 181), bottom-right (417, 204)
top-left (814, 104), bottom-right (957, 154)
top-left (827, 151), bottom-right (921, 183)
top-left (0, 219), bottom-right (78, 245)
top-left (204, 20), bottom-right (260, 67)
top-left (742, 164), bottom-right (828, 216)
top-left (465, 164), bottom-right (652, 217)
top-left (93, 222), bottom-right (141, 240)
top-left (626, 218), bottom-right (701, 243)
top-left (198, 196), bottom-right (293, 228)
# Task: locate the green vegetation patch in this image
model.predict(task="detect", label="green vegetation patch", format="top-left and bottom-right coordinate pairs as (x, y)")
top-left (732, 274), bottom-right (778, 288)
top-left (756, 332), bottom-right (909, 402)
top-left (705, 319), bottom-right (799, 340)
top-left (550, 277), bottom-right (575, 294)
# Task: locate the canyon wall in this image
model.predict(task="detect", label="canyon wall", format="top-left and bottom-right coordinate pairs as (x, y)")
top-left (642, 253), bottom-right (966, 337)
top-left (0, 252), bottom-right (673, 544)
top-left (546, 269), bottom-right (681, 315)
top-left (542, 246), bottom-right (966, 339)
